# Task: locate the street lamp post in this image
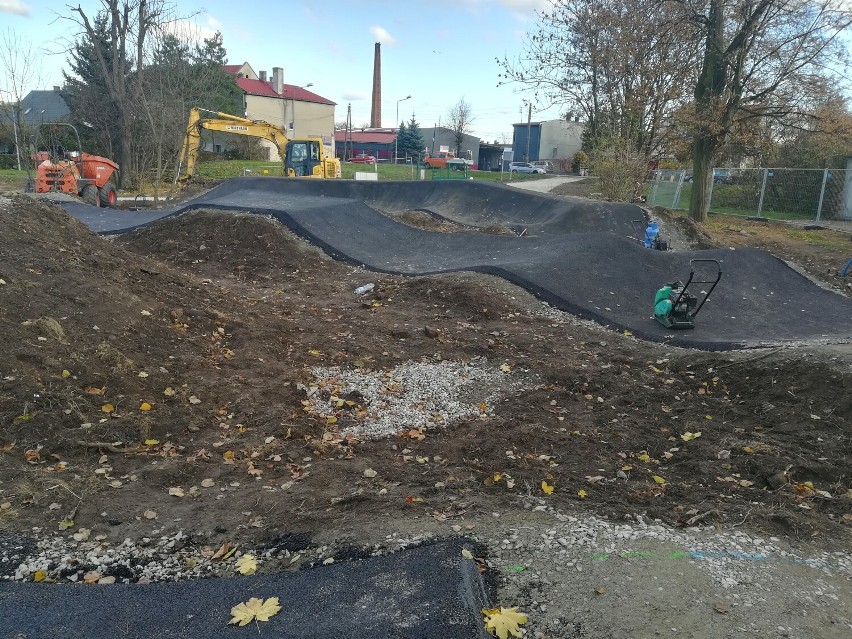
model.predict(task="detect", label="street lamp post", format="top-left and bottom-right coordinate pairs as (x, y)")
top-left (395, 95), bottom-right (411, 164)
top-left (289, 82), bottom-right (313, 136)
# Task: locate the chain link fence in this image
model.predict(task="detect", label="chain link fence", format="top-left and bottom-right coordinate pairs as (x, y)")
top-left (647, 168), bottom-right (852, 223)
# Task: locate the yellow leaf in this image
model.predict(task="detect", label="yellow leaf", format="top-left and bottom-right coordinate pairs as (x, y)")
top-left (223, 450), bottom-right (235, 462)
top-left (638, 453), bottom-right (651, 463)
top-left (622, 465), bottom-right (634, 471)
top-left (461, 549), bottom-right (474, 559)
top-left (743, 446), bottom-right (753, 454)
top-left (578, 489), bottom-right (588, 499)
top-left (308, 349), bottom-right (321, 357)
top-left (541, 480), bottom-right (555, 495)
top-left (61, 370), bottom-right (71, 378)
top-left (229, 597), bottom-right (282, 626)
top-left (623, 330), bottom-right (632, 336)
top-left (482, 607), bottom-right (528, 639)
top-left (500, 363), bottom-right (511, 372)
top-left (101, 403), bottom-right (114, 414)
top-left (163, 387), bottom-right (176, 397)
top-left (493, 473), bottom-right (502, 483)
top-left (144, 439), bottom-right (159, 446)
top-left (235, 554), bottom-right (257, 575)
top-left (680, 431), bottom-right (701, 442)
top-left (326, 416), bottom-right (338, 425)
top-left (168, 487), bottom-right (185, 497)
top-left (33, 569), bottom-right (47, 582)
top-left (139, 402), bottom-right (152, 411)
top-left (705, 415), bottom-right (713, 420)
top-left (652, 475), bottom-right (666, 484)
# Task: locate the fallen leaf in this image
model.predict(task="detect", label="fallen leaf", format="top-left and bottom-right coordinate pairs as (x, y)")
top-left (229, 597), bottom-right (281, 626)
top-left (163, 387), bottom-right (176, 397)
top-left (139, 402), bottom-right (152, 411)
top-left (138, 371), bottom-right (149, 378)
top-left (84, 386), bottom-right (105, 395)
top-left (235, 554), bottom-right (257, 575)
top-left (201, 478), bottom-right (215, 488)
top-left (577, 489), bottom-right (588, 499)
top-left (188, 396), bottom-right (201, 404)
top-left (363, 468), bottom-right (377, 478)
top-left (594, 586), bottom-right (606, 595)
top-left (680, 432), bottom-right (701, 441)
top-left (141, 310), bottom-right (152, 316)
top-left (500, 363), bottom-right (511, 373)
top-left (541, 481), bottom-right (555, 495)
top-left (651, 475), bottom-right (666, 484)
top-left (714, 601), bottom-right (731, 614)
top-left (144, 509), bottom-right (158, 520)
top-left (461, 549), bottom-right (474, 559)
top-left (168, 487), bottom-right (185, 497)
top-left (144, 439), bottom-right (159, 446)
top-left (308, 349), bottom-right (321, 357)
top-left (61, 370), bottom-right (71, 378)
top-left (482, 607), bottom-right (528, 639)
top-left (101, 403), bottom-right (114, 414)
top-left (33, 570), bottom-right (47, 582)
top-left (637, 453), bottom-right (651, 463)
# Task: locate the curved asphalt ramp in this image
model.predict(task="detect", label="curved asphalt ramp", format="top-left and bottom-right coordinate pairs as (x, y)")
top-left (59, 177), bottom-right (851, 350)
top-left (0, 539), bottom-right (490, 638)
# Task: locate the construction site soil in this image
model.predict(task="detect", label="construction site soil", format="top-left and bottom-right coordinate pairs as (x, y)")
top-left (0, 192), bottom-right (850, 636)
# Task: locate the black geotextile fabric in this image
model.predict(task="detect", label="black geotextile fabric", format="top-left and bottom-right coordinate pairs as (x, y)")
top-left (0, 539), bottom-right (492, 639)
top-left (58, 178), bottom-right (851, 350)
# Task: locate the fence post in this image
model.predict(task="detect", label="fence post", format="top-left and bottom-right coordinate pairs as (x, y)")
top-left (651, 170), bottom-right (661, 205)
top-left (756, 168), bottom-right (769, 218)
top-left (815, 168), bottom-right (829, 222)
top-left (707, 169), bottom-right (715, 211)
top-left (672, 170), bottom-right (685, 208)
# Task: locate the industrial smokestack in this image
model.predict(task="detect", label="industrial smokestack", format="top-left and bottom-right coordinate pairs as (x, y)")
top-left (370, 43), bottom-right (381, 128)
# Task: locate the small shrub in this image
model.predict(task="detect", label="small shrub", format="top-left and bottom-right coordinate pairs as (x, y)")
top-left (588, 139), bottom-right (647, 202)
top-left (0, 154), bottom-right (17, 170)
top-left (572, 150), bottom-right (589, 168)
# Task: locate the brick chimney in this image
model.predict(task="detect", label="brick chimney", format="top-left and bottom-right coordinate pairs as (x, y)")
top-left (272, 67), bottom-right (284, 95)
top-left (370, 43), bottom-right (381, 128)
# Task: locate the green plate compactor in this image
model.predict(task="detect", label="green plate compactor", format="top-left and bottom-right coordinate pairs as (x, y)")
top-left (654, 259), bottom-right (722, 329)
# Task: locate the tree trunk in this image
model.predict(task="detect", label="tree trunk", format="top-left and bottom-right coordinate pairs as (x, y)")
top-left (689, 136), bottom-right (715, 222)
top-left (689, 0), bottom-right (726, 222)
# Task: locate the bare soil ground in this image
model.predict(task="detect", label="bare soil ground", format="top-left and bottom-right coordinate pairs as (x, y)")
top-left (0, 192), bottom-right (849, 634)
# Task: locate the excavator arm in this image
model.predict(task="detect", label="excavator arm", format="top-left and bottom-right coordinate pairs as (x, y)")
top-left (177, 107), bottom-right (340, 181)
top-left (177, 108), bottom-right (291, 181)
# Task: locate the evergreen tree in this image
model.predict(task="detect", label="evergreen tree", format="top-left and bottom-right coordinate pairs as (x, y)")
top-left (398, 114), bottom-right (425, 159)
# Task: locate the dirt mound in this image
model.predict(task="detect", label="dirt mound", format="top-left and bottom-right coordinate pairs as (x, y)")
top-left (118, 209), bottom-right (336, 283)
top-left (1, 195), bottom-right (850, 592)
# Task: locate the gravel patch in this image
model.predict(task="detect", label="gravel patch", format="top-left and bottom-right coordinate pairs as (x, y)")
top-left (304, 358), bottom-right (531, 439)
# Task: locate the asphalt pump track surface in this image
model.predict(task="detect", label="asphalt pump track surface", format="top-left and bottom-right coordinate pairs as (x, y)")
top-left (59, 177), bottom-right (851, 351)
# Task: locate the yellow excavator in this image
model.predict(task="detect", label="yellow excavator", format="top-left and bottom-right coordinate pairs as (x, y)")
top-left (177, 107), bottom-right (341, 180)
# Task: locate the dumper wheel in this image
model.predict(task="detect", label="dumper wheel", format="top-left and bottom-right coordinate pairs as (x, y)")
top-left (81, 184), bottom-right (100, 207)
top-left (99, 183), bottom-right (117, 208)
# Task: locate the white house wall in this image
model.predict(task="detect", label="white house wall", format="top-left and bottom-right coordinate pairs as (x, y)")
top-left (244, 94), bottom-right (336, 161)
top-left (539, 120), bottom-right (584, 162)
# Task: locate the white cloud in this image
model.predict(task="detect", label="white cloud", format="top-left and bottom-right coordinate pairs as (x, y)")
top-left (159, 15), bottom-right (219, 43)
top-left (0, 0), bottom-right (29, 16)
top-left (341, 89), bottom-right (371, 101)
top-left (369, 25), bottom-right (396, 46)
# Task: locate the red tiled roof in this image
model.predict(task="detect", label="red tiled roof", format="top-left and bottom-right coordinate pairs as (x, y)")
top-left (223, 64), bottom-right (243, 75)
top-left (334, 130), bottom-right (396, 144)
top-left (234, 78), bottom-right (336, 106)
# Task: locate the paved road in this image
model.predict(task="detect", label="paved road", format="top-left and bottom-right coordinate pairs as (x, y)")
top-left (59, 178), bottom-right (851, 350)
top-left (0, 540), bottom-right (490, 638)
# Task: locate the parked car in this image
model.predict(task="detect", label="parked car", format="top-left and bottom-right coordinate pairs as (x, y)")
top-left (349, 154), bottom-right (376, 164)
top-left (684, 169), bottom-right (733, 184)
top-left (530, 160), bottom-right (555, 173)
top-left (509, 162), bottom-right (546, 175)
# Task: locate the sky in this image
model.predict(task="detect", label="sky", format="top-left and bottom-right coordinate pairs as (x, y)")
top-left (1, 0), bottom-right (565, 143)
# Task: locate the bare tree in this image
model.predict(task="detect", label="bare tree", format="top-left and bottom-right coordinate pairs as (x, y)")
top-left (445, 97), bottom-right (475, 156)
top-left (497, 0), bottom-right (699, 157)
top-left (673, 0), bottom-right (852, 221)
top-left (0, 29), bottom-right (44, 169)
top-left (62, 1), bottom-right (172, 187)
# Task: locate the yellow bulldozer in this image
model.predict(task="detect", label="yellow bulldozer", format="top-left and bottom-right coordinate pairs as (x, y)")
top-left (177, 107), bottom-right (340, 180)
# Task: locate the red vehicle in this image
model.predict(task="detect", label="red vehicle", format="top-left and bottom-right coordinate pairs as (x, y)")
top-left (349, 153), bottom-right (376, 164)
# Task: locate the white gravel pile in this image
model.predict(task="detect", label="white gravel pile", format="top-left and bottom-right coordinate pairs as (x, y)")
top-left (306, 357), bottom-right (530, 439)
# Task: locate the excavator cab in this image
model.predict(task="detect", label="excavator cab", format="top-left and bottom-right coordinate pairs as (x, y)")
top-left (285, 140), bottom-right (322, 177)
